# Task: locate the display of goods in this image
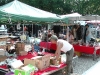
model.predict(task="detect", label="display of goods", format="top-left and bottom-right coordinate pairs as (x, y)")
top-left (15, 64), bottom-right (35, 75)
top-left (19, 51), bottom-right (27, 56)
top-left (0, 45), bottom-right (6, 50)
top-left (0, 55), bottom-right (7, 62)
top-left (50, 56), bottom-right (61, 66)
top-left (35, 55), bottom-right (50, 70)
top-left (0, 49), bottom-right (6, 56)
top-left (6, 43), bottom-right (13, 50)
top-left (16, 42), bottom-right (25, 48)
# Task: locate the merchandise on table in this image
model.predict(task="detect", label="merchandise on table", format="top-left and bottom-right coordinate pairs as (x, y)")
top-left (15, 42), bottom-right (25, 55)
top-left (7, 43), bottom-right (13, 50)
top-left (15, 64), bottom-right (35, 75)
top-left (0, 38), bottom-right (7, 50)
top-left (0, 55), bottom-right (7, 62)
top-left (19, 51), bottom-right (27, 56)
top-left (33, 55), bottom-right (50, 71)
top-left (0, 49), bottom-right (6, 56)
top-left (50, 56), bottom-right (61, 66)
top-left (24, 59), bottom-right (36, 66)
top-left (0, 52), bottom-right (67, 75)
top-left (10, 60), bottom-right (24, 69)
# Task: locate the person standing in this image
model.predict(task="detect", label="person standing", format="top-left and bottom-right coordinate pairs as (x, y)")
top-left (72, 25), bottom-right (77, 41)
top-left (76, 24), bottom-right (82, 40)
top-left (84, 24), bottom-right (92, 43)
top-left (65, 31), bottom-right (74, 44)
top-left (50, 35), bottom-right (74, 75)
top-left (76, 24), bottom-right (82, 44)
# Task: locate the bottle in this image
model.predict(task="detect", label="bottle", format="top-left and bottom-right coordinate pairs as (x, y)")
top-left (42, 48), bottom-right (45, 54)
top-left (86, 41), bottom-right (89, 47)
top-left (93, 42), bottom-right (96, 47)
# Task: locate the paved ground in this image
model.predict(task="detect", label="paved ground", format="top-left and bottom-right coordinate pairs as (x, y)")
top-left (51, 54), bottom-right (100, 75)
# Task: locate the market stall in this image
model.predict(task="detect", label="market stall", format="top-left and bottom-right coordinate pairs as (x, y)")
top-left (0, 0), bottom-right (69, 75)
top-left (40, 42), bottom-right (100, 60)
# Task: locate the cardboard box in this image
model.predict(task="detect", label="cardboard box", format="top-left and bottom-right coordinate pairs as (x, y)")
top-left (15, 64), bottom-right (35, 75)
top-left (50, 56), bottom-right (61, 66)
top-left (35, 55), bottom-right (50, 70)
top-left (16, 47), bottom-right (25, 55)
top-left (24, 59), bottom-right (35, 66)
top-left (16, 42), bottom-right (25, 48)
top-left (19, 51), bottom-right (27, 56)
top-left (16, 47), bottom-right (25, 51)
top-left (0, 49), bottom-right (6, 56)
top-left (0, 38), bottom-right (7, 41)
top-left (0, 55), bottom-right (7, 62)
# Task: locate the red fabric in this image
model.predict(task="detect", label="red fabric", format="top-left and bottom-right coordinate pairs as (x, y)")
top-left (73, 45), bottom-right (100, 54)
top-left (17, 53), bottom-right (34, 60)
top-left (40, 42), bottom-right (57, 50)
top-left (0, 65), bottom-right (7, 69)
top-left (40, 42), bottom-right (100, 55)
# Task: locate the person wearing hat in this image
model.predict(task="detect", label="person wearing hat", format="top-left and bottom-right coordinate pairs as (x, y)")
top-left (50, 35), bottom-right (74, 75)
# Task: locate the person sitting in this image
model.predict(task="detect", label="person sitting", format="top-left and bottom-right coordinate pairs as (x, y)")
top-left (50, 35), bottom-right (74, 75)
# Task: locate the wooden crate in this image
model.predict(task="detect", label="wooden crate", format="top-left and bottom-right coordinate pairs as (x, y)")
top-left (75, 51), bottom-right (82, 57)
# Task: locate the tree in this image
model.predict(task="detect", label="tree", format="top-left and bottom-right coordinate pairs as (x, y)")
top-left (70, 0), bottom-right (100, 15)
top-left (0, 0), bottom-right (100, 15)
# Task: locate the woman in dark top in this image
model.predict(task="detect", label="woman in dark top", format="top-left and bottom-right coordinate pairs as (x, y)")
top-left (76, 25), bottom-right (82, 40)
top-left (84, 26), bottom-right (88, 43)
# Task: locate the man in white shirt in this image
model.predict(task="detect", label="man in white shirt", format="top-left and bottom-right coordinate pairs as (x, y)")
top-left (50, 35), bottom-right (74, 75)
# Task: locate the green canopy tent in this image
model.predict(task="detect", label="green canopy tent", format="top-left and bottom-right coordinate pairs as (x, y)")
top-left (0, 0), bottom-right (67, 37)
top-left (0, 0), bottom-right (62, 22)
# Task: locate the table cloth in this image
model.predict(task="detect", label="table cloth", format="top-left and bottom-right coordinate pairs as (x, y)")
top-left (40, 42), bottom-right (100, 55)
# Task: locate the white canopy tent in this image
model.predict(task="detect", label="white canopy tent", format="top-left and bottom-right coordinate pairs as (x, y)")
top-left (60, 13), bottom-right (83, 21)
top-left (60, 13), bottom-right (81, 18)
top-left (81, 15), bottom-right (100, 20)
top-left (86, 20), bottom-right (100, 24)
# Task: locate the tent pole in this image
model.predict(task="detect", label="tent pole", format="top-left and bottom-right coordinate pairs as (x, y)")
top-left (66, 20), bottom-right (69, 42)
top-left (21, 21), bottom-right (25, 42)
top-left (95, 16), bottom-right (97, 41)
top-left (23, 22), bottom-right (24, 35)
top-left (32, 22), bottom-right (33, 37)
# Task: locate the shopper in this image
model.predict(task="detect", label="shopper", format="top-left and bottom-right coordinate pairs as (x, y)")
top-left (65, 31), bottom-right (74, 44)
top-left (76, 24), bottom-right (82, 40)
top-left (50, 35), bottom-right (74, 75)
top-left (72, 25), bottom-right (77, 41)
top-left (84, 24), bottom-right (92, 43)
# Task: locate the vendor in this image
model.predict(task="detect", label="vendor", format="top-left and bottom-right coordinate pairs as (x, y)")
top-left (50, 35), bottom-right (74, 75)
top-left (65, 31), bottom-right (74, 44)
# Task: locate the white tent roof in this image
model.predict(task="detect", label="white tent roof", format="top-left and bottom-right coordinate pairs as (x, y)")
top-left (60, 13), bottom-right (84, 21)
top-left (60, 13), bottom-right (81, 18)
top-left (81, 16), bottom-right (100, 20)
top-left (86, 20), bottom-right (100, 24)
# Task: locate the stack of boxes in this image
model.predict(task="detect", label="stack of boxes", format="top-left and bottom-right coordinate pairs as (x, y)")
top-left (15, 42), bottom-right (25, 55)
top-left (0, 38), bottom-right (7, 50)
top-left (0, 38), bottom-right (7, 60)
